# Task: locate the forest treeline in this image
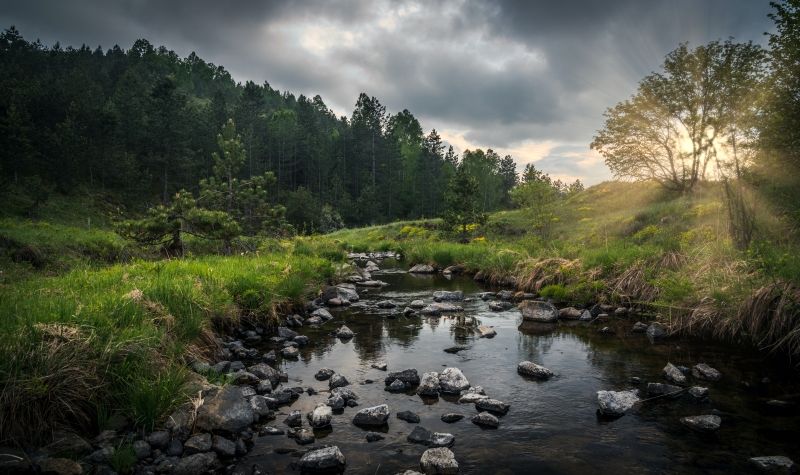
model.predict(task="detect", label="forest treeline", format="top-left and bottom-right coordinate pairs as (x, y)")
top-left (0, 27), bottom-right (530, 232)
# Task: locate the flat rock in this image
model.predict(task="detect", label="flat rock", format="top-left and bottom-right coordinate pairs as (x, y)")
top-left (477, 325), bottom-right (497, 338)
top-left (680, 414), bottom-right (721, 432)
top-left (377, 300), bottom-right (397, 308)
top-left (336, 325), bottom-right (355, 339)
top-left (183, 433), bottom-right (212, 454)
top-left (409, 299), bottom-right (426, 308)
top-left (433, 291), bottom-right (464, 302)
top-left (172, 452), bottom-right (218, 475)
top-left (519, 300), bottom-right (559, 323)
top-left (443, 346), bottom-right (468, 354)
top-left (438, 368), bottom-right (470, 394)
top-left (441, 413), bottom-right (464, 423)
top-left (471, 412), bottom-right (499, 428)
top-left (298, 446), bottom-right (346, 472)
top-left (597, 390), bottom-right (639, 417)
top-left (749, 456), bottom-right (795, 473)
top-left (277, 326), bottom-right (298, 339)
top-left (663, 362), bottom-right (687, 385)
top-left (397, 410), bottom-right (421, 423)
top-left (517, 361), bottom-right (554, 380)
top-left (475, 398), bottom-right (509, 415)
top-left (195, 386), bottom-right (255, 434)
top-left (419, 447), bottom-right (459, 475)
top-left (692, 363), bottom-right (722, 381)
top-left (353, 404), bottom-right (390, 426)
top-left (646, 382), bottom-right (684, 398)
top-left (409, 264), bottom-right (436, 273)
top-left (386, 369), bottom-right (420, 387)
top-left (559, 307), bottom-right (583, 319)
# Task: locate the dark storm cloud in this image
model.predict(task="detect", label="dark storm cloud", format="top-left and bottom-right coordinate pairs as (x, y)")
top-left (0, 0), bottom-right (775, 182)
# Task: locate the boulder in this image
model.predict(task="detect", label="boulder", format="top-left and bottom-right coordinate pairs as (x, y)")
top-left (211, 435), bottom-right (236, 457)
top-left (749, 456), bottom-right (795, 473)
top-left (475, 398), bottom-right (509, 415)
top-left (284, 410), bottom-right (303, 427)
top-left (433, 291), bottom-right (464, 302)
top-left (517, 361), bottom-right (554, 380)
top-left (247, 363), bottom-right (282, 387)
top-left (692, 363), bottom-right (722, 381)
top-left (680, 414), bottom-right (721, 432)
top-left (471, 412), bottom-right (499, 428)
top-left (559, 307), bottom-right (583, 319)
top-left (477, 325), bottom-right (497, 338)
top-left (397, 410), bottom-right (421, 423)
top-left (438, 368), bottom-right (470, 394)
top-left (419, 447), bottom-right (459, 475)
top-left (386, 379), bottom-right (406, 392)
top-left (298, 446), bottom-right (346, 472)
top-left (386, 368), bottom-right (420, 387)
top-left (519, 300), bottom-right (559, 323)
top-left (311, 308), bottom-right (334, 321)
top-left (308, 403), bottom-right (333, 429)
top-left (417, 372), bottom-right (440, 397)
top-left (277, 326), bottom-right (298, 339)
top-left (315, 368), bottom-right (335, 381)
top-left (336, 325), bottom-right (355, 339)
top-left (663, 362), bottom-right (687, 385)
top-left (596, 390), bottom-right (639, 417)
top-left (183, 433), bottom-right (212, 454)
top-left (646, 322), bottom-right (668, 341)
top-left (172, 452), bottom-right (218, 475)
top-left (329, 373), bottom-right (350, 389)
top-left (409, 264), bottom-right (436, 274)
top-left (195, 386), bottom-right (255, 433)
top-left (353, 404), bottom-right (390, 427)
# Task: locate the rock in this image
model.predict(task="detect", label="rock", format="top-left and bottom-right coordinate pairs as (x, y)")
top-left (496, 290), bottom-right (514, 300)
top-left (315, 368), bottom-right (335, 381)
top-left (417, 372), bottom-right (440, 397)
top-left (295, 429), bottom-right (315, 445)
top-left (488, 301), bottom-right (513, 311)
top-left (692, 363), bottom-right (722, 381)
top-left (579, 310), bottom-right (593, 321)
top-left (688, 386), bottom-right (709, 400)
top-left (441, 413), bottom-right (464, 423)
top-left (443, 346), bottom-right (468, 354)
top-left (475, 398), bottom-right (509, 415)
top-left (365, 261), bottom-right (380, 272)
top-left (420, 303), bottom-right (463, 315)
top-left (409, 264), bottom-right (436, 274)
top-left (419, 447), bottom-right (459, 475)
top-left (311, 308), bottom-right (334, 321)
top-left (45, 430), bottom-right (93, 456)
top-left (183, 433), bottom-right (212, 454)
top-left (336, 325), bottom-right (355, 339)
top-left (196, 386), bottom-right (255, 434)
top-left (147, 430), bottom-right (172, 449)
top-left (363, 433), bottom-right (383, 443)
top-left (680, 414), bottom-right (721, 432)
top-left (132, 439), bottom-right (151, 460)
top-left (387, 379), bottom-right (406, 392)
top-left (259, 425), bottom-right (284, 436)
top-left (517, 361), bottom-right (554, 380)
top-left (211, 361), bottom-right (231, 374)
top-left (646, 382), bottom-right (684, 398)
top-left (614, 307), bottom-right (629, 317)
top-left (397, 410), bottom-right (421, 423)
top-left (172, 452), bottom-right (219, 475)
top-left (597, 326), bottom-right (614, 335)
top-left (458, 387), bottom-right (489, 403)
top-left (377, 300), bottom-right (397, 308)
top-left (438, 368), bottom-right (470, 394)
top-left (277, 326), bottom-right (298, 339)
top-left (308, 403), bottom-right (333, 429)
top-left (559, 307), bottom-right (583, 319)
top-left (433, 291), bottom-right (464, 302)
top-left (409, 299), bottom-right (426, 308)
top-left (263, 350), bottom-right (277, 364)
top-left (663, 362), bottom-right (687, 385)
top-left (298, 446), bottom-right (346, 472)
top-left (430, 433), bottom-right (455, 448)
top-left (211, 435), bottom-right (236, 457)
top-left (386, 369), bottom-right (420, 387)
top-left (477, 325), bottom-right (497, 338)
top-left (407, 426), bottom-right (433, 445)
top-left (331, 387), bottom-right (359, 402)
top-left (371, 361), bottom-right (388, 371)
top-left (165, 438), bottom-right (184, 457)
top-left (281, 346), bottom-right (299, 358)
top-left (471, 412), bottom-right (499, 428)
top-left (353, 404), bottom-right (390, 426)
top-left (329, 373), bottom-right (350, 389)
top-left (247, 363), bottom-right (281, 387)
top-left (749, 456), bottom-right (796, 472)
top-left (646, 322), bottom-right (668, 341)
top-left (38, 458), bottom-right (83, 475)
top-left (327, 394), bottom-right (345, 410)
top-left (305, 316), bottom-right (323, 325)
top-left (294, 335), bottom-right (310, 346)
top-left (360, 280), bottom-right (388, 287)
top-left (519, 300), bottom-right (559, 323)
top-left (478, 292), bottom-right (495, 300)
top-left (284, 410), bottom-right (302, 427)
top-left (596, 390), bottom-right (639, 417)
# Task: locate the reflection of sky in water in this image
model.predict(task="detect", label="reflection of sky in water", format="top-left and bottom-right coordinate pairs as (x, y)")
top-left (244, 269), bottom-right (800, 474)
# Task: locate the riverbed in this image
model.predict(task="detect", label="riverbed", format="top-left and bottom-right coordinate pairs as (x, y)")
top-left (242, 261), bottom-right (800, 474)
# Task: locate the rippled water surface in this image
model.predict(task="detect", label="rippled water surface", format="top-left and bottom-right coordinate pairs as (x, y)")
top-left (242, 263), bottom-right (800, 474)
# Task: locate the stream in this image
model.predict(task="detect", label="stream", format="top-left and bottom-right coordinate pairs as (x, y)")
top-left (241, 259), bottom-right (800, 474)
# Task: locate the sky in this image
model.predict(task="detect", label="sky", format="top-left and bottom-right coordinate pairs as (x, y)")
top-left (1, 0), bottom-right (776, 184)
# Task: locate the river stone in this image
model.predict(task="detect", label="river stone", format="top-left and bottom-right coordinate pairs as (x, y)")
top-left (519, 300), bottom-right (559, 323)
top-left (632, 321), bottom-right (649, 333)
top-left (146, 430), bottom-right (171, 449)
top-left (386, 368), bottom-right (420, 387)
top-left (294, 335), bottom-right (310, 346)
top-left (284, 410), bottom-right (303, 427)
top-left (408, 426), bottom-right (433, 445)
top-left (387, 379), bottom-right (407, 392)
top-left (438, 368), bottom-right (470, 394)
top-left (308, 403), bottom-right (333, 428)
top-left (397, 410), bottom-right (421, 423)
top-left (409, 299), bottom-right (426, 308)
top-left (559, 307), bottom-right (583, 319)
top-left (433, 291), bottom-right (464, 302)
top-left (497, 290), bottom-right (514, 300)
top-left (331, 387), bottom-right (359, 402)
top-left (87, 446), bottom-right (115, 463)
top-left (360, 280), bottom-right (388, 287)
top-left (353, 404), bottom-right (390, 426)
top-left (409, 264), bottom-right (436, 273)
top-left (132, 439), bottom-right (151, 460)
top-left (488, 301), bottom-right (513, 311)
top-left (646, 382), bottom-right (684, 398)
top-left (211, 435), bottom-right (236, 457)
top-left (688, 386), bottom-right (710, 400)
top-left (295, 429), bottom-right (316, 445)
top-left (431, 433), bottom-right (455, 448)
top-left (419, 447), bottom-right (459, 475)
top-left (680, 414), bottom-right (721, 432)
top-left (298, 446), bottom-right (346, 472)
top-left (329, 373), bottom-right (350, 389)
top-left (597, 390), bottom-right (639, 417)
top-left (327, 394), bottom-right (345, 410)
top-left (517, 361), bottom-right (554, 380)
top-left (277, 326), bottom-right (298, 339)
top-left (377, 300), bottom-right (397, 308)
top-left (195, 385), bottom-right (255, 433)
top-left (172, 452), bottom-right (218, 475)
top-left (183, 433), bottom-right (212, 454)
top-left (579, 310), bottom-right (593, 321)
top-left (305, 316), bottom-right (323, 325)
top-left (459, 389), bottom-right (489, 403)
top-left (365, 261), bottom-right (380, 272)
top-left (475, 398), bottom-right (509, 415)
top-left (471, 412), bottom-right (499, 428)
top-left (281, 346), bottom-right (299, 358)
top-left (311, 308), bottom-right (333, 321)
top-left (372, 361), bottom-right (388, 371)
top-left (366, 433), bottom-right (385, 442)
top-left (663, 362), bottom-right (687, 385)
top-left (749, 456), bottom-right (796, 472)
top-left (441, 413), bottom-right (464, 423)
top-left (477, 325), bottom-right (497, 338)
top-left (315, 368), bottom-right (335, 381)
top-left (647, 322), bottom-right (668, 341)
top-left (478, 292), bottom-right (495, 300)
top-left (336, 325), bottom-right (355, 339)
top-left (692, 363), bottom-right (722, 381)
top-left (248, 363), bottom-right (281, 387)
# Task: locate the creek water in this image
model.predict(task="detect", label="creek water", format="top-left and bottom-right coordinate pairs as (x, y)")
top-left (243, 261), bottom-right (800, 474)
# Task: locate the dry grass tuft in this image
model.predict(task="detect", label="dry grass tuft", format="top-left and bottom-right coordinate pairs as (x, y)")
top-left (658, 251), bottom-right (687, 271)
top-left (515, 258), bottom-right (580, 292)
top-left (738, 282), bottom-right (800, 356)
top-left (611, 263), bottom-right (659, 304)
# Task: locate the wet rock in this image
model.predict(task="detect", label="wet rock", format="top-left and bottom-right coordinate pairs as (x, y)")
top-left (281, 346), bottom-right (299, 358)
top-left (443, 346), bottom-right (468, 354)
top-left (132, 439), bottom-right (151, 459)
top-left (680, 414), bottom-right (721, 432)
top-left (471, 412), bottom-right (499, 428)
top-left (308, 403), bottom-right (333, 429)
top-left (183, 433), bottom-right (212, 454)
top-left (365, 261), bottom-right (380, 272)
top-left (559, 307), bottom-right (583, 319)
top-left (632, 322), bottom-right (648, 333)
top-left (441, 413), bottom-right (464, 423)
top-left (476, 324), bottom-right (497, 339)
top-left (663, 362), bottom-right (687, 385)
top-left (263, 350), bottom-right (277, 364)
top-left (147, 430), bottom-right (171, 449)
top-left (749, 456), bottom-right (796, 473)
top-left (294, 335), bottom-right (310, 346)
top-left (327, 395), bottom-right (345, 410)
top-left (305, 316), bottom-right (323, 325)
top-left (646, 322), bottom-right (668, 342)
top-left (478, 292), bottom-right (495, 300)
top-left (277, 326), bottom-right (298, 339)
top-left (597, 326), bottom-right (615, 335)
top-left (195, 386), bottom-right (255, 433)
top-left (517, 361), bottom-right (554, 380)
top-left (386, 379), bottom-right (407, 392)
top-left (359, 280), bottom-right (388, 287)
top-left (409, 299), bottom-right (426, 308)
top-left (458, 391), bottom-right (489, 404)
top-left (298, 446), bottom-right (346, 472)
top-left (353, 404), bottom-right (390, 426)
top-left (430, 433), bottom-right (455, 448)
top-left (417, 372), bottom-right (440, 397)
top-left (38, 457), bottom-right (82, 475)
top-left (377, 300), bottom-right (397, 308)
top-left (166, 439), bottom-right (184, 457)
top-left (433, 291), bottom-right (464, 302)
top-left (687, 386), bottom-right (709, 400)
top-left (475, 398), bottom-right (509, 415)
top-left (419, 447), bottom-right (459, 475)
top-left (329, 373), bottom-right (350, 389)
top-left (311, 308), bottom-right (334, 321)
top-left (614, 307), bottom-right (629, 317)
top-left (386, 369), bottom-right (420, 387)
top-left (488, 301), bottom-right (513, 312)
top-left (409, 264), bottom-right (436, 273)
top-left (248, 363), bottom-right (282, 387)
top-left (336, 325), bottom-right (355, 339)
top-left (372, 361), bottom-right (388, 371)
top-left (211, 435), bottom-right (236, 457)
top-left (249, 396), bottom-right (275, 421)
top-left (692, 363), bottom-right (722, 381)
top-left (259, 426), bottom-right (284, 436)
top-left (284, 410), bottom-right (303, 428)
top-left (438, 368), bottom-right (470, 394)
top-left (519, 300), bottom-right (559, 323)
top-left (397, 410), bottom-right (421, 423)
top-left (315, 368), bottom-right (335, 381)
top-left (294, 429), bottom-right (315, 445)
top-left (579, 310), bottom-right (593, 321)
top-left (331, 387), bottom-right (359, 402)
top-left (364, 433), bottom-right (384, 443)
top-left (241, 386), bottom-right (257, 397)
top-left (497, 290), bottom-right (514, 300)
top-left (408, 426), bottom-right (433, 445)
top-left (646, 383), bottom-right (684, 398)
top-left (596, 390), bottom-right (639, 417)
